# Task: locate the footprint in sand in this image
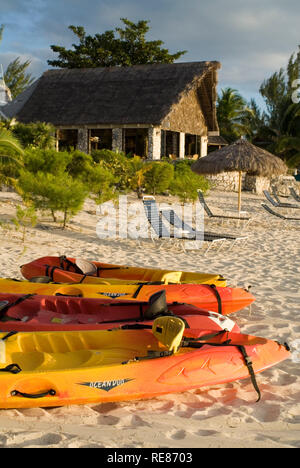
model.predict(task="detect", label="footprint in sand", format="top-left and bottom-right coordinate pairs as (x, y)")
top-left (5, 432), bottom-right (64, 448)
top-left (251, 403), bottom-right (282, 423)
top-left (167, 429), bottom-right (187, 440)
top-left (195, 429), bottom-right (218, 437)
top-left (0, 434), bottom-right (8, 447)
top-left (97, 414), bottom-right (120, 426)
top-left (116, 414), bottom-right (150, 428)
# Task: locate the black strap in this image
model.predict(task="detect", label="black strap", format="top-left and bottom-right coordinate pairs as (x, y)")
top-left (11, 389), bottom-right (56, 399)
top-left (1, 331), bottom-right (18, 341)
top-left (44, 265), bottom-right (61, 281)
top-left (132, 283), bottom-right (165, 299)
top-left (0, 363), bottom-right (22, 374)
top-left (55, 293), bottom-right (83, 297)
top-left (0, 295), bottom-right (35, 320)
top-left (182, 329), bottom-right (228, 347)
top-left (133, 284), bottom-right (144, 298)
top-left (59, 256), bottom-right (83, 274)
top-left (237, 345), bottom-right (261, 402)
top-left (96, 266), bottom-right (129, 277)
top-left (207, 284), bottom-right (223, 315)
top-left (121, 324), bottom-right (152, 330)
top-left (122, 349), bottom-right (173, 364)
top-left (79, 274), bottom-right (88, 283)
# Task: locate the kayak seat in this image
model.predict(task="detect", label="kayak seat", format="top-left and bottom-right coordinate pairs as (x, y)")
top-left (75, 259), bottom-right (97, 276)
top-left (145, 291), bottom-right (169, 319)
top-left (152, 316), bottom-right (185, 353)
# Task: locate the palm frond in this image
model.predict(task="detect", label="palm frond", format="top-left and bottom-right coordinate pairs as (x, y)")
top-left (0, 154), bottom-right (24, 166)
top-left (0, 129), bottom-right (24, 162)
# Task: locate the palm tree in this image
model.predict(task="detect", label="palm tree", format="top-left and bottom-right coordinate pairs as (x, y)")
top-left (0, 128), bottom-right (24, 187)
top-left (275, 102), bottom-right (300, 168)
top-left (217, 88), bottom-right (253, 142)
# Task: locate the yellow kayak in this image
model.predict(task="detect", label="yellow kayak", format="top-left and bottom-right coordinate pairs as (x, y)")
top-left (0, 278), bottom-right (255, 315)
top-left (0, 317), bottom-right (290, 408)
top-left (20, 256), bottom-right (227, 287)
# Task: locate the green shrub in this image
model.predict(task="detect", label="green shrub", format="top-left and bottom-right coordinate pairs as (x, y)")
top-left (12, 204), bottom-right (37, 243)
top-left (66, 150), bottom-right (95, 179)
top-left (143, 162), bottom-right (174, 195)
top-left (169, 160), bottom-right (210, 203)
top-left (68, 150), bottom-right (119, 202)
top-left (23, 148), bottom-right (72, 174)
top-left (18, 170), bottom-right (88, 228)
top-left (86, 164), bottom-right (118, 204)
top-left (12, 122), bottom-right (55, 149)
top-left (125, 157), bottom-right (153, 197)
top-left (91, 149), bottom-right (135, 192)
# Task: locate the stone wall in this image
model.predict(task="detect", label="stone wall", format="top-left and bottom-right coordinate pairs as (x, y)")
top-left (206, 171), bottom-right (241, 192)
top-left (270, 175), bottom-right (300, 196)
top-left (243, 175), bottom-right (270, 194)
top-left (207, 172), bottom-right (300, 195)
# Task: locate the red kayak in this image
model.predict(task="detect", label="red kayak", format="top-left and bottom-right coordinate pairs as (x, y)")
top-left (0, 291), bottom-right (240, 333)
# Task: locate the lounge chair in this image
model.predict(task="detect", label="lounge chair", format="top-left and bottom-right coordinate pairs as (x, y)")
top-left (270, 185), bottom-right (290, 200)
top-left (197, 190), bottom-right (252, 227)
top-left (261, 203), bottom-right (300, 221)
top-left (263, 190), bottom-right (300, 209)
top-left (290, 187), bottom-right (300, 203)
top-left (142, 196), bottom-right (226, 253)
top-left (160, 208), bottom-right (248, 251)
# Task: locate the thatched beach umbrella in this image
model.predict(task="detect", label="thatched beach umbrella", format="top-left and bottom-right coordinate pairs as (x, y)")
top-left (191, 138), bottom-right (288, 212)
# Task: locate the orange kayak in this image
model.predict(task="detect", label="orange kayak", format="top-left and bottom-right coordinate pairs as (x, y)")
top-left (0, 279), bottom-right (255, 315)
top-left (0, 323), bottom-right (290, 409)
top-left (0, 291), bottom-right (240, 333)
top-left (20, 256), bottom-right (227, 286)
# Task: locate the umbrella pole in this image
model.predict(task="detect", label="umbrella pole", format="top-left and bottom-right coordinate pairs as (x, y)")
top-left (238, 171), bottom-right (242, 213)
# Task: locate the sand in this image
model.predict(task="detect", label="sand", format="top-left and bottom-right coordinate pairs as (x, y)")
top-left (0, 188), bottom-right (299, 449)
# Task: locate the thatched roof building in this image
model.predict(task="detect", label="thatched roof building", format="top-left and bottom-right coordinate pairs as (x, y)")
top-left (3, 61), bottom-right (222, 159)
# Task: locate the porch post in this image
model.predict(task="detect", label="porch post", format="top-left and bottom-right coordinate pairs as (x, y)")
top-left (77, 128), bottom-right (89, 153)
top-left (179, 132), bottom-right (185, 159)
top-left (55, 129), bottom-right (59, 152)
top-left (148, 127), bottom-right (161, 160)
top-left (200, 136), bottom-right (208, 157)
top-left (112, 128), bottom-right (123, 153)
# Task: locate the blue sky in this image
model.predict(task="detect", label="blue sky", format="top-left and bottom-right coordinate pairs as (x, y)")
top-left (1, 0), bottom-right (299, 110)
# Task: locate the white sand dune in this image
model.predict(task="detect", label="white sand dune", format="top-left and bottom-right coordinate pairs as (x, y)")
top-left (0, 189), bottom-right (299, 448)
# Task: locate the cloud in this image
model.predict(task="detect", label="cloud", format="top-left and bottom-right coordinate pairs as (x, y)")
top-left (0, 0), bottom-right (299, 105)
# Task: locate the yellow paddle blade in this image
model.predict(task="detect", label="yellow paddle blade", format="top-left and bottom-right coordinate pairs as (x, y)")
top-left (152, 316), bottom-right (185, 353)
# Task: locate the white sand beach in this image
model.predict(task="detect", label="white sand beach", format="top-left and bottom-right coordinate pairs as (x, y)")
top-left (0, 189), bottom-right (299, 448)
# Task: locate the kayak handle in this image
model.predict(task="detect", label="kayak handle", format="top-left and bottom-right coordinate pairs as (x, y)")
top-left (11, 389), bottom-right (56, 399)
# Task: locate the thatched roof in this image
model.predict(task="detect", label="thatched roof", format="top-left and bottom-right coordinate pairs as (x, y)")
top-left (192, 138), bottom-right (287, 177)
top-left (208, 135), bottom-right (228, 146)
top-left (2, 80), bottom-right (39, 120)
top-left (2, 61), bottom-right (220, 128)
